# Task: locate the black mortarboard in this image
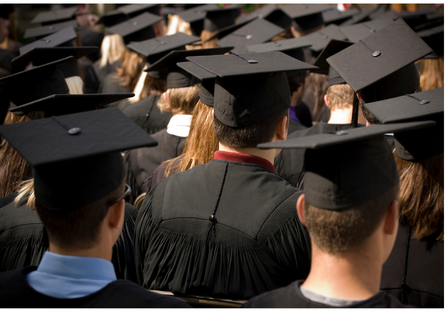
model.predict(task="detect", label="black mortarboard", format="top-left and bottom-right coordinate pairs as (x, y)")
top-left (127, 32), bottom-right (200, 64)
top-left (177, 4), bottom-right (219, 36)
top-left (203, 18), bottom-right (253, 43)
top-left (216, 18), bottom-right (284, 54)
top-left (327, 19), bottom-right (432, 95)
top-left (96, 9), bottom-right (128, 28)
top-left (24, 20), bottom-right (78, 40)
top-left (118, 4), bottom-right (160, 17)
top-left (247, 37), bottom-right (312, 62)
top-left (146, 47), bottom-right (233, 89)
top-left (105, 12), bottom-right (163, 44)
top-left (281, 4), bottom-right (333, 32)
top-left (186, 51), bottom-right (317, 127)
top-left (204, 6), bottom-right (240, 32)
top-left (239, 5), bottom-right (292, 29)
top-left (338, 19), bottom-right (394, 42)
top-left (363, 87), bottom-right (443, 161)
top-left (0, 57), bottom-right (70, 106)
top-left (312, 39), bottom-right (353, 87)
top-left (257, 121), bottom-right (434, 210)
top-left (20, 26), bottom-right (77, 55)
top-left (0, 4), bottom-right (14, 20)
top-left (322, 8), bottom-right (360, 25)
top-left (339, 8), bottom-right (378, 26)
top-left (31, 7), bottom-right (77, 25)
top-left (417, 24), bottom-right (444, 56)
top-left (0, 108), bottom-right (157, 212)
top-left (397, 9), bottom-right (434, 30)
top-left (302, 24), bottom-right (347, 53)
top-left (237, 4), bottom-right (277, 24)
top-left (9, 93), bottom-right (134, 118)
top-left (177, 61), bottom-right (217, 107)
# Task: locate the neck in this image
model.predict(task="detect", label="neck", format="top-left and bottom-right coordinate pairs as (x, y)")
top-left (328, 106), bottom-right (353, 124)
top-left (302, 242), bottom-right (382, 300)
top-left (218, 143), bottom-right (278, 165)
top-left (48, 241), bottom-right (112, 261)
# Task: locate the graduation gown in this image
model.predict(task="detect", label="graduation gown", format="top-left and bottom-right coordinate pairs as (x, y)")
top-left (0, 267), bottom-right (190, 308)
top-left (79, 58), bottom-right (100, 94)
top-left (275, 122), bottom-right (355, 188)
top-left (134, 153), bottom-right (312, 299)
top-left (122, 95), bottom-right (172, 135)
top-left (100, 74), bottom-right (130, 110)
top-left (94, 59), bottom-right (120, 87)
top-left (244, 280), bottom-right (408, 308)
top-left (0, 195), bottom-right (139, 282)
top-left (380, 225), bottom-right (444, 308)
top-left (294, 101), bottom-right (313, 128)
top-left (124, 129), bottom-right (186, 203)
top-left (288, 118), bottom-right (307, 134)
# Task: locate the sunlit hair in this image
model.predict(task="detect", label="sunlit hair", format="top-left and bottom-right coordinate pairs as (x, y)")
top-left (326, 84), bottom-right (354, 110)
top-left (14, 179), bottom-right (35, 209)
top-left (198, 29), bottom-right (218, 49)
top-left (271, 28), bottom-right (294, 42)
top-left (165, 100), bottom-right (218, 177)
top-left (394, 151), bottom-right (444, 241)
top-left (65, 76), bottom-right (83, 94)
top-left (130, 66), bottom-right (167, 103)
top-left (99, 34), bottom-right (125, 68)
top-left (114, 49), bottom-right (146, 92)
top-left (157, 84), bottom-right (199, 115)
top-left (419, 56), bottom-right (444, 91)
top-left (166, 15), bottom-right (192, 35)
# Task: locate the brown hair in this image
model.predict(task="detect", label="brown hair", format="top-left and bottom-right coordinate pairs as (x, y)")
top-left (326, 84), bottom-right (354, 110)
top-left (394, 151), bottom-right (444, 241)
top-left (197, 29), bottom-right (219, 49)
top-left (304, 185), bottom-right (400, 255)
top-left (114, 49), bottom-right (145, 92)
top-left (35, 180), bottom-right (124, 250)
top-left (157, 84), bottom-right (200, 115)
top-left (213, 109), bottom-right (288, 149)
top-left (305, 72), bottom-right (328, 122)
top-left (419, 56), bottom-right (444, 92)
top-left (165, 100), bottom-right (218, 177)
top-left (271, 28), bottom-right (294, 42)
top-left (139, 74), bottom-right (167, 100)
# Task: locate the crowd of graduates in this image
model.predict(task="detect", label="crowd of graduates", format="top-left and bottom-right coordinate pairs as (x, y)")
top-left (0, 3), bottom-right (443, 308)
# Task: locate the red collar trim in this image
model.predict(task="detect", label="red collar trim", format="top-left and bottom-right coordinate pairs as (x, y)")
top-left (214, 151), bottom-right (275, 173)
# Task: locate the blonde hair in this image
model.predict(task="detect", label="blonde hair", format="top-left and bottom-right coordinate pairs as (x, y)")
top-left (65, 76), bottom-right (84, 94)
top-left (129, 65), bottom-right (148, 103)
top-left (157, 84), bottom-right (200, 115)
top-left (14, 179), bottom-right (35, 209)
top-left (99, 34), bottom-right (125, 68)
top-left (198, 29), bottom-right (219, 49)
top-left (114, 49), bottom-right (146, 92)
top-left (166, 15), bottom-right (192, 35)
top-left (419, 56), bottom-right (444, 92)
top-left (326, 84), bottom-right (354, 110)
top-left (165, 100), bottom-right (218, 176)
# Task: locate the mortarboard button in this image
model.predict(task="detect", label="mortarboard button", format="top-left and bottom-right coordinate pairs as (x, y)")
top-left (68, 127), bottom-right (81, 135)
top-left (419, 100), bottom-right (429, 105)
top-left (372, 51), bottom-right (381, 57)
top-left (209, 215), bottom-right (215, 221)
top-left (336, 130), bottom-right (348, 135)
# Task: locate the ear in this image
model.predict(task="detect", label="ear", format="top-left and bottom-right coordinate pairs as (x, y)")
top-left (290, 26), bottom-right (300, 38)
top-left (211, 108), bottom-right (214, 118)
top-left (154, 21), bottom-right (164, 37)
top-left (383, 201), bottom-right (399, 235)
top-left (356, 92), bottom-right (362, 101)
top-left (324, 94), bottom-right (331, 110)
top-left (275, 115), bottom-right (288, 141)
top-left (296, 194), bottom-right (307, 226)
top-left (106, 199), bottom-right (125, 230)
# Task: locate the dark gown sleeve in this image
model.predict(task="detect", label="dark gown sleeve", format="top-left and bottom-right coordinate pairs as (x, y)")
top-left (123, 149), bottom-right (142, 205)
top-left (79, 58), bottom-right (100, 94)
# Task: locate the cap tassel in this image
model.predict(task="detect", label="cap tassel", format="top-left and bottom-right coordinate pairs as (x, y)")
top-left (351, 92), bottom-right (359, 128)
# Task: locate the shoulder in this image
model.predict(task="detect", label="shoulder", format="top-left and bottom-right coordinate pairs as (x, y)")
top-left (244, 281), bottom-right (310, 308)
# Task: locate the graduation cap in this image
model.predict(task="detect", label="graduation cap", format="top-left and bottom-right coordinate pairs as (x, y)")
top-left (327, 19), bottom-right (432, 97)
top-left (105, 12), bottom-right (163, 44)
top-left (0, 108), bottom-right (157, 212)
top-left (177, 4), bottom-right (220, 36)
top-left (0, 57), bottom-right (70, 106)
top-left (20, 26), bottom-right (77, 55)
top-left (247, 37), bottom-right (312, 62)
top-left (9, 93), bottom-right (134, 118)
top-left (258, 121), bottom-right (434, 210)
top-left (363, 87), bottom-right (443, 161)
top-left (186, 51), bottom-right (317, 127)
top-left (177, 61), bottom-right (217, 107)
top-left (216, 18), bottom-right (284, 54)
top-left (339, 8), bottom-right (379, 26)
top-left (281, 4), bottom-right (333, 32)
top-left (239, 5), bottom-right (293, 29)
top-left (203, 18), bottom-right (254, 43)
top-left (203, 6), bottom-right (241, 32)
top-left (322, 8), bottom-right (361, 25)
top-left (146, 47), bottom-right (233, 89)
top-left (24, 20), bottom-right (79, 40)
top-left (417, 24), bottom-right (444, 56)
top-left (95, 9), bottom-right (128, 28)
top-left (30, 7), bottom-right (78, 25)
top-left (397, 9), bottom-right (434, 30)
top-left (302, 24), bottom-right (347, 53)
top-left (312, 39), bottom-right (353, 88)
top-left (0, 4), bottom-right (14, 20)
top-left (338, 19), bottom-right (394, 42)
top-left (237, 4), bottom-right (278, 24)
top-left (118, 4), bottom-right (160, 17)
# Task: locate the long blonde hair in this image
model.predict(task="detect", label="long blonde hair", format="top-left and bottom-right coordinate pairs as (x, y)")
top-left (419, 56), bottom-right (444, 91)
top-left (166, 15), bottom-right (192, 35)
top-left (65, 76), bottom-right (84, 94)
top-left (99, 34), bottom-right (125, 68)
top-left (165, 100), bottom-right (218, 176)
top-left (14, 179), bottom-right (35, 209)
top-left (114, 49), bottom-right (146, 92)
top-left (157, 84), bottom-right (200, 115)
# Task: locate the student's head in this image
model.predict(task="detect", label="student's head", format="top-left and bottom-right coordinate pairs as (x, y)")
top-left (157, 84), bottom-right (199, 115)
top-left (115, 49), bottom-right (146, 92)
top-left (325, 83), bottom-right (354, 111)
top-left (99, 34), bottom-right (125, 68)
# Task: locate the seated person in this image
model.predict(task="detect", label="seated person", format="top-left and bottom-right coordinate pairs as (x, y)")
top-left (0, 109), bottom-right (189, 308)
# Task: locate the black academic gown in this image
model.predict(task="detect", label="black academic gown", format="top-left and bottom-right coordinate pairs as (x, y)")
top-left (94, 60), bottom-right (121, 87)
top-left (79, 58), bottom-right (100, 94)
top-left (275, 122), bottom-right (355, 188)
top-left (122, 95), bottom-right (172, 135)
top-left (244, 280), bottom-right (409, 308)
top-left (124, 129), bottom-right (186, 204)
top-left (100, 74), bottom-right (130, 110)
top-left (380, 225), bottom-right (444, 308)
top-left (0, 267), bottom-right (190, 308)
top-left (134, 158), bottom-right (312, 299)
top-left (294, 101), bottom-right (312, 128)
top-left (0, 195), bottom-right (139, 282)
top-left (288, 119), bottom-right (307, 134)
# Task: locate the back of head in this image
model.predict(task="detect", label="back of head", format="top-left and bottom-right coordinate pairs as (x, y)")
top-left (115, 50), bottom-right (146, 92)
top-left (99, 34), bottom-right (125, 68)
top-left (157, 84), bottom-right (199, 115)
top-left (326, 83), bottom-right (354, 111)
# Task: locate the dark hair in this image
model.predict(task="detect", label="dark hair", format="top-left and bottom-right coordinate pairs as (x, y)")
top-left (304, 184), bottom-right (400, 255)
top-left (287, 70), bottom-right (307, 94)
top-left (35, 180), bottom-right (124, 250)
top-left (213, 109), bottom-right (288, 148)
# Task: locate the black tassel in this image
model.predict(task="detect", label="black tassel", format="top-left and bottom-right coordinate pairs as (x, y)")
top-left (351, 92), bottom-right (359, 128)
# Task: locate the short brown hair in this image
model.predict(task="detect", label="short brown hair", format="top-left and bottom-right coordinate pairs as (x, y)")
top-left (157, 84), bottom-right (200, 115)
top-left (304, 185), bottom-right (400, 255)
top-left (326, 84), bottom-right (354, 110)
top-left (35, 180), bottom-right (124, 250)
top-left (213, 109), bottom-right (288, 148)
